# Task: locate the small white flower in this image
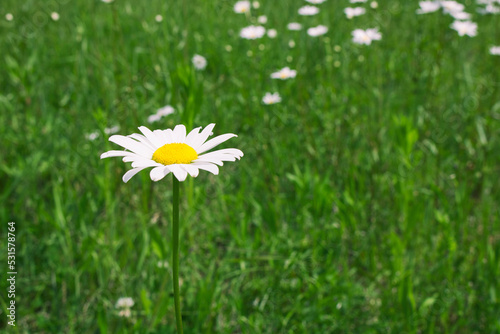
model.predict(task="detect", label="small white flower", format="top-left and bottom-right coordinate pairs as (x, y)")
top-left (147, 114), bottom-right (162, 124)
top-left (298, 5), bottom-right (319, 15)
top-left (344, 7), bottom-right (366, 19)
top-left (267, 29), bottom-right (277, 38)
top-left (240, 25), bottom-right (266, 39)
top-left (416, 1), bottom-right (440, 14)
top-left (441, 1), bottom-right (465, 14)
top-left (370, 1), bottom-right (378, 8)
top-left (105, 125), bottom-right (121, 135)
top-left (85, 132), bottom-right (100, 141)
top-left (307, 25), bottom-right (328, 37)
top-left (490, 46), bottom-right (500, 55)
top-left (101, 0), bottom-right (114, 3)
top-left (116, 297), bottom-right (135, 309)
top-left (157, 105), bottom-right (175, 116)
top-left (262, 92), bottom-right (282, 105)
top-left (234, 1), bottom-right (251, 13)
top-left (306, 0), bottom-right (327, 4)
top-left (118, 309), bottom-right (131, 318)
top-left (155, 15), bottom-right (163, 22)
top-left (449, 11), bottom-right (471, 20)
top-left (288, 40), bottom-right (296, 48)
top-left (352, 28), bottom-right (382, 45)
top-left (225, 45), bottom-right (233, 52)
top-left (5, 13), bottom-right (13, 21)
top-left (51, 12), bottom-right (60, 21)
top-left (350, 0), bottom-right (367, 3)
top-left (450, 20), bottom-right (477, 36)
top-left (252, 1), bottom-right (260, 8)
top-left (270, 67), bottom-right (297, 80)
top-left (287, 22), bottom-right (302, 30)
top-left (192, 54), bottom-right (207, 70)
top-left (258, 15), bottom-right (267, 24)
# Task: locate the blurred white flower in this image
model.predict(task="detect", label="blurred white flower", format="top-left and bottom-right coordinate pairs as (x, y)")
top-left (155, 15), bottom-right (163, 22)
top-left (192, 54), bottom-right (207, 70)
top-left (306, 0), bottom-right (327, 4)
top-left (5, 13), bottom-right (13, 21)
top-left (298, 6), bottom-right (319, 15)
top-left (344, 7), bottom-right (366, 19)
top-left (240, 25), bottom-right (266, 39)
top-left (85, 132), bottom-right (100, 141)
top-left (449, 11), bottom-right (471, 20)
top-left (450, 20), bottom-right (477, 36)
top-left (416, 1), bottom-right (440, 14)
top-left (352, 28), bottom-right (382, 45)
top-left (288, 40), bottom-right (296, 48)
top-left (116, 297), bottom-right (135, 309)
top-left (258, 15), bottom-right (267, 24)
top-left (262, 92), bottom-right (282, 105)
top-left (101, 0), bottom-right (114, 3)
top-left (271, 67), bottom-right (297, 80)
top-left (350, 0), bottom-right (367, 2)
top-left (441, 1), bottom-right (465, 14)
top-left (148, 105), bottom-right (175, 123)
top-left (51, 12), bottom-right (60, 21)
top-left (267, 29), bottom-right (277, 38)
top-left (118, 309), bottom-right (131, 318)
top-left (225, 45), bottom-right (233, 52)
top-left (287, 22), bottom-right (302, 30)
top-left (104, 125), bottom-right (121, 135)
top-left (252, 1), bottom-right (260, 8)
top-left (307, 25), bottom-right (328, 36)
top-left (370, 1), bottom-right (378, 8)
top-left (490, 46), bottom-right (500, 55)
top-left (234, 1), bottom-right (251, 13)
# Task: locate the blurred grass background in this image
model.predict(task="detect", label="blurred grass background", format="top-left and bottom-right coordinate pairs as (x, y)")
top-left (1, 0), bottom-right (500, 333)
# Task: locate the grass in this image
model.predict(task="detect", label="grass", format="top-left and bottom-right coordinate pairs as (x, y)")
top-left (1, 0), bottom-right (500, 333)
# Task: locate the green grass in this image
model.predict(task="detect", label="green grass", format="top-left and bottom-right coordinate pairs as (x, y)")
top-left (1, 0), bottom-right (500, 333)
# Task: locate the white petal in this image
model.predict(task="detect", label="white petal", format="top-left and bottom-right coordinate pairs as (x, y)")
top-left (163, 129), bottom-right (175, 144)
top-left (100, 150), bottom-right (136, 159)
top-left (122, 153), bottom-right (148, 162)
top-left (109, 135), bottom-right (154, 156)
top-left (168, 164), bottom-right (188, 182)
top-left (189, 123), bottom-right (216, 150)
top-left (172, 124), bottom-right (187, 142)
top-left (150, 166), bottom-right (171, 181)
top-left (122, 167), bottom-right (147, 183)
top-left (131, 159), bottom-right (162, 168)
top-left (206, 148), bottom-right (244, 158)
top-left (185, 126), bottom-right (202, 146)
top-left (153, 130), bottom-right (169, 145)
top-left (180, 164), bottom-right (199, 177)
top-left (128, 133), bottom-right (155, 150)
top-left (191, 162), bottom-right (219, 175)
top-left (197, 134), bottom-right (237, 154)
top-left (138, 126), bottom-right (165, 148)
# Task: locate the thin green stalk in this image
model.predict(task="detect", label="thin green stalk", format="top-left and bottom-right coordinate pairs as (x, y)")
top-left (172, 175), bottom-right (183, 334)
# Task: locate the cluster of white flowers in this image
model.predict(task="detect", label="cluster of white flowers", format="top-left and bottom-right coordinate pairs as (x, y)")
top-left (476, 0), bottom-right (500, 14)
top-left (262, 92), bottom-right (282, 105)
top-left (345, 7), bottom-right (366, 19)
top-left (352, 28), bottom-right (382, 45)
top-left (115, 297), bottom-right (134, 318)
top-left (240, 25), bottom-right (266, 39)
top-left (416, 1), bottom-right (477, 37)
top-left (148, 105), bottom-right (175, 124)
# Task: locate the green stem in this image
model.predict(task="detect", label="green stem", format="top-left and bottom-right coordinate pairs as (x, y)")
top-left (172, 175), bottom-right (183, 334)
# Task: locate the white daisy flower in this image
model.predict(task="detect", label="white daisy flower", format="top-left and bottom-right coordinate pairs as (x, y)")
top-left (240, 25), bottom-right (266, 39)
top-left (50, 12), bottom-right (60, 21)
top-left (192, 54), bottom-right (207, 70)
top-left (344, 7), bottom-right (366, 19)
top-left (157, 105), bottom-right (175, 116)
top-left (416, 1), bottom-right (440, 14)
top-left (450, 20), bottom-right (477, 36)
top-left (100, 124), bottom-right (243, 182)
top-left (258, 15), bottom-right (267, 24)
top-left (104, 125), bottom-right (121, 135)
top-left (267, 28), bottom-right (277, 38)
top-left (118, 309), bottom-right (131, 318)
top-left (85, 132), bottom-right (100, 141)
top-left (441, 1), bottom-right (465, 13)
top-left (116, 297), bottom-right (134, 309)
top-left (307, 25), bottom-right (328, 37)
top-left (234, 1), bottom-right (251, 13)
top-left (449, 11), bottom-right (471, 19)
top-left (5, 13), bottom-right (13, 21)
top-left (270, 67), bottom-right (297, 80)
top-left (287, 22), bottom-right (302, 30)
top-left (350, 0), bottom-right (367, 3)
top-left (155, 15), bottom-right (163, 22)
top-left (352, 28), bottom-right (382, 45)
top-left (490, 46), bottom-right (500, 55)
top-left (298, 5), bottom-right (319, 15)
top-left (101, 0), bottom-right (114, 3)
top-left (262, 92), bottom-right (282, 105)
top-left (370, 1), bottom-right (378, 8)
top-left (252, 1), bottom-right (260, 8)
top-left (306, 0), bottom-right (327, 4)
top-left (288, 40), bottom-right (296, 48)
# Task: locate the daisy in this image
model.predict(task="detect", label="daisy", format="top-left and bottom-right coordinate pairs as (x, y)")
top-left (148, 105), bottom-right (175, 123)
top-left (85, 132), bottom-right (100, 141)
top-left (490, 46), bottom-right (500, 55)
top-left (287, 22), bottom-right (302, 30)
top-left (116, 297), bottom-right (135, 309)
top-left (240, 25), bottom-right (266, 39)
top-left (306, 0), bottom-right (327, 4)
top-left (449, 11), bottom-right (471, 19)
top-left (416, 1), bottom-right (440, 13)
top-left (258, 15), bottom-right (267, 24)
top-left (270, 67), bottom-right (297, 79)
top-left (5, 13), bottom-right (13, 21)
top-left (450, 20), bottom-right (477, 36)
top-left (192, 54), bottom-right (207, 70)
top-left (298, 5), bottom-right (320, 15)
top-left (262, 92), bottom-right (282, 104)
top-left (344, 7), bottom-right (366, 19)
top-left (104, 125), bottom-right (121, 135)
top-left (252, 1), bottom-right (260, 8)
top-left (350, 0), bottom-right (367, 3)
top-left (100, 124), bottom-right (243, 182)
top-left (352, 28), bottom-right (382, 45)
top-left (370, 1), bottom-right (378, 8)
top-left (101, 0), bottom-right (114, 3)
top-left (441, 1), bottom-right (465, 13)
top-left (234, 1), bottom-right (251, 13)
top-left (50, 12), bottom-right (60, 21)
top-left (267, 29), bottom-right (277, 38)
top-left (155, 15), bottom-right (163, 22)
top-left (307, 25), bottom-right (328, 37)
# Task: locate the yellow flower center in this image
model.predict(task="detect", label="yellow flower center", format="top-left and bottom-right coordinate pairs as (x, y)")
top-left (152, 143), bottom-right (198, 165)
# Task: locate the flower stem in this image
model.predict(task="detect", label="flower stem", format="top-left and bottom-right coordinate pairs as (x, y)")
top-left (172, 175), bottom-right (183, 334)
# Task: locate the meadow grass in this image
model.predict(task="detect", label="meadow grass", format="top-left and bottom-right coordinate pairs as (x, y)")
top-left (1, 0), bottom-right (500, 333)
